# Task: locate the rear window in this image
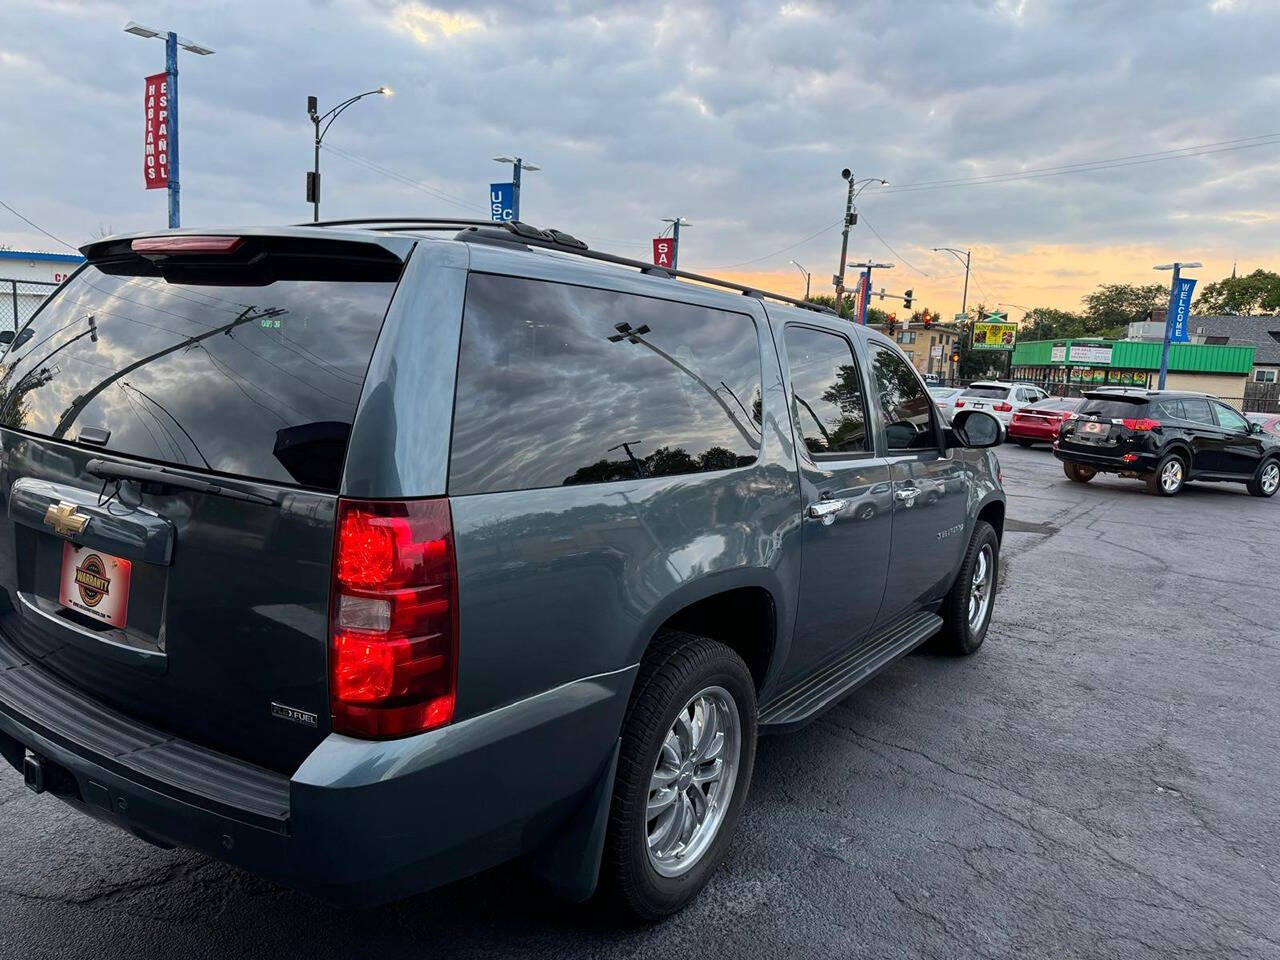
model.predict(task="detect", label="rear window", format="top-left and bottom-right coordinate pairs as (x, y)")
top-left (449, 274), bottom-right (762, 494)
top-left (0, 263), bottom-right (399, 491)
top-left (1079, 397), bottom-right (1150, 419)
top-left (1027, 396), bottom-right (1082, 411)
top-left (961, 385), bottom-right (1008, 399)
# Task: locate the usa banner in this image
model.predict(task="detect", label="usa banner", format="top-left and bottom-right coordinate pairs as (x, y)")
top-left (144, 72), bottom-right (169, 190)
top-left (652, 237), bottom-right (675, 269)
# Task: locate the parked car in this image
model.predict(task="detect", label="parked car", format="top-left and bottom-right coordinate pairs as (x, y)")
top-left (928, 385), bottom-right (964, 423)
top-left (954, 381), bottom-right (1049, 436)
top-left (1007, 396), bottom-right (1085, 447)
top-left (0, 221), bottom-right (1006, 920)
top-left (1246, 412), bottom-right (1280, 438)
top-left (1055, 389), bottom-right (1280, 497)
top-left (921, 372), bottom-right (942, 385)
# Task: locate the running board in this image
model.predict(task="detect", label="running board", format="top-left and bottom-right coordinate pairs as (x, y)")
top-left (759, 611), bottom-right (943, 729)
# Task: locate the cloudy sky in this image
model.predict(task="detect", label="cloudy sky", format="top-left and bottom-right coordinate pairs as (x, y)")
top-left (2, 0), bottom-right (1278, 316)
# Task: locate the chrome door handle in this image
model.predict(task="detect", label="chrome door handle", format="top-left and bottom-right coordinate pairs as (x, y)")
top-left (895, 487), bottom-right (920, 503)
top-left (807, 499), bottom-right (848, 524)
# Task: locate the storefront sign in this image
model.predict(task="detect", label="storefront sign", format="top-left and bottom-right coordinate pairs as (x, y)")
top-left (143, 72), bottom-right (169, 190)
top-left (972, 321), bottom-right (1018, 351)
top-left (1069, 343), bottom-right (1113, 365)
top-left (1050, 343), bottom-right (1067, 363)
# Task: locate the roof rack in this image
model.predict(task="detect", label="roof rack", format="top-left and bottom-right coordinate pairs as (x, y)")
top-left (300, 217), bottom-right (834, 315)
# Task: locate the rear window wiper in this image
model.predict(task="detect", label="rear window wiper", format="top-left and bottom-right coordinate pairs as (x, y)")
top-left (86, 458), bottom-right (276, 505)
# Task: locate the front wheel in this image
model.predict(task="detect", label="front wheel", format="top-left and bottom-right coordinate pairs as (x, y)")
top-left (935, 520), bottom-right (999, 656)
top-left (1247, 458), bottom-right (1280, 498)
top-left (600, 631), bottom-right (757, 920)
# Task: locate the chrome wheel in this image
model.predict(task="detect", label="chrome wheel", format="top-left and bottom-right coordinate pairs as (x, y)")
top-left (646, 685), bottom-right (742, 878)
top-left (968, 543), bottom-right (994, 631)
top-left (1161, 458), bottom-right (1184, 493)
top-left (1262, 462), bottom-right (1279, 496)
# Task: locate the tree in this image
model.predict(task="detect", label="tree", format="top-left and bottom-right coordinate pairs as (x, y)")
top-left (1194, 269), bottom-right (1280, 316)
top-left (1021, 307), bottom-right (1089, 341)
top-left (1080, 283), bottom-right (1167, 336)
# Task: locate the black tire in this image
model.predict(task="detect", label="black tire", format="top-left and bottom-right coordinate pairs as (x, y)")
top-left (1063, 462), bottom-right (1096, 483)
top-left (1014, 438), bottom-right (1032, 448)
top-left (1146, 451), bottom-right (1186, 496)
top-left (935, 520), bottom-right (999, 656)
top-left (599, 631), bottom-right (757, 921)
top-left (1246, 457), bottom-right (1280, 498)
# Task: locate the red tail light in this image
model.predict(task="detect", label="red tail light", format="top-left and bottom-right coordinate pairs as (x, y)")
top-left (330, 498), bottom-right (457, 739)
top-left (993, 401), bottom-right (1014, 412)
top-left (1121, 418), bottom-right (1161, 432)
top-left (131, 235), bottom-right (244, 254)
top-left (954, 400), bottom-right (965, 408)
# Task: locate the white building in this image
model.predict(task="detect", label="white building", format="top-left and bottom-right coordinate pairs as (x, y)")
top-left (0, 249), bottom-right (85, 329)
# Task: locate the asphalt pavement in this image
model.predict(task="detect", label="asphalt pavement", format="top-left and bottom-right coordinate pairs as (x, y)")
top-left (2, 445), bottom-right (1278, 959)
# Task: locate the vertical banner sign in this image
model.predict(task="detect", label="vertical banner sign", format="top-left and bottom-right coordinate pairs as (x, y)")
top-left (855, 271), bottom-right (870, 324)
top-left (143, 73), bottom-right (169, 190)
top-left (652, 237), bottom-right (674, 269)
top-left (489, 182), bottom-right (515, 222)
top-left (1165, 277), bottom-right (1197, 343)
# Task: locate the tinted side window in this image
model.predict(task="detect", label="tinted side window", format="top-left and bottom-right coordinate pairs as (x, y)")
top-left (869, 344), bottom-right (936, 450)
top-left (1180, 398), bottom-right (1216, 425)
top-left (1214, 402), bottom-right (1248, 431)
top-left (1156, 399), bottom-right (1186, 420)
top-left (449, 274), bottom-right (762, 494)
top-left (782, 326), bottom-right (870, 456)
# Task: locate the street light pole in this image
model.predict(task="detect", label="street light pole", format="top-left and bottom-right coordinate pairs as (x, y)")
top-left (790, 259), bottom-right (811, 300)
top-left (831, 170), bottom-right (888, 316)
top-left (124, 21), bottom-right (214, 229)
top-left (1154, 260), bottom-right (1202, 389)
top-left (662, 217), bottom-right (691, 270)
top-left (493, 157), bottom-right (541, 221)
top-left (847, 260), bottom-right (893, 325)
top-left (307, 87), bottom-right (391, 222)
top-left (933, 246), bottom-right (972, 318)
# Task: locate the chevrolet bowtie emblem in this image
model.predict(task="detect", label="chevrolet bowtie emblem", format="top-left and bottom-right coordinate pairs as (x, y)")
top-left (44, 501), bottom-right (90, 538)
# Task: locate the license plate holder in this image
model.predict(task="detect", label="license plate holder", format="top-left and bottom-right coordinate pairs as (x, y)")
top-left (1081, 420), bottom-right (1108, 435)
top-left (59, 543), bottom-right (132, 628)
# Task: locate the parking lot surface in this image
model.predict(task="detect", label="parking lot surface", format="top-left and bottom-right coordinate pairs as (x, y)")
top-left (2, 444), bottom-right (1277, 959)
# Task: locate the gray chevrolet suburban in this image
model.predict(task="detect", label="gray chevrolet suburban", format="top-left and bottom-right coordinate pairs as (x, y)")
top-left (0, 219), bottom-right (1005, 919)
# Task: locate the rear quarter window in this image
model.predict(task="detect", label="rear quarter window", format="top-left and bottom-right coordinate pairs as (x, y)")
top-left (449, 274), bottom-right (763, 494)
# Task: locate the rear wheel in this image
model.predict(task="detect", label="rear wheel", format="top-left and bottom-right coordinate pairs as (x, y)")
top-left (600, 631), bottom-right (757, 920)
top-left (935, 520), bottom-right (999, 656)
top-left (1246, 458), bottom-right (1280, 498)
top-left (1146, 452), bottom-right (1186, 496)
top-left (1063, 462), bottom-right (1096, 483)
top-left (1014, 438), bottom-right (1032, 448)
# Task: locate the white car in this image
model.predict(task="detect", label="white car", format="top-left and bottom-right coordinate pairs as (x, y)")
top-left (928, 386), bottom-right (964, 424)
top-left (953, 381), bottom-right (1049, 433)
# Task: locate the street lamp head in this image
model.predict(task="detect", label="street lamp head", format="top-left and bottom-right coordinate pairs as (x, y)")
top-left (124, 20), bottom-right (163, 38)
top-left (522, 162), bottom-right (541, 172)
top-left (841, 168), bottom-right (852, 181)
top-left (178, 37), bottom-right (215, 55)
top-left (379, 86), bottom-right (393, 96)
top-left (493, 156), bottom-right (515, 164)
top-left (1154, 262), bottom-right (1202, 270)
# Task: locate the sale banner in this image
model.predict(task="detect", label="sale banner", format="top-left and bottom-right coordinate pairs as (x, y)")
top-left (144, 72), bottom-right (169, 190)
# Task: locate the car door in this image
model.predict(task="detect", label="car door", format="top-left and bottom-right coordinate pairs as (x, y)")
top-left (1177, 396), bottom-right (1230, 473)
top-left (1211, 401), bottom-right (1265, 476)
top-left (866, 341), bottom-right (969, 623)
top-left (778, 322), bottom-right (893, 680)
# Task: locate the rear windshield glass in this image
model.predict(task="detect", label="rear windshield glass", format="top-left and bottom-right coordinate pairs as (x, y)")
top-left (961, 386), bottom-right (1008, 398)
top-left (1028, 396), bottom-right (1082, 411)
top-left (1079, 397), bottom-right (1150, 418)
top-left (0, 264), bottom-right (398, 490)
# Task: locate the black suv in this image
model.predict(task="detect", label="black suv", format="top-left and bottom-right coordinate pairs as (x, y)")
top-left (0, 220), bottom-right (1006, 919)
top-left (1055, 388), bottom-right (1280, 498)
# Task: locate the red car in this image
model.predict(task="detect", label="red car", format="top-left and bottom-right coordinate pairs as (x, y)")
top-left (1008, 396), bottom-right (1085, 446)
top-left (1247, 412), bottom-right (1280, 438)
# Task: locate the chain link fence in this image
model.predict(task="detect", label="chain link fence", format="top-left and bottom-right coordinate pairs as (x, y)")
top-left (0, 278), bottom-right (59, 331)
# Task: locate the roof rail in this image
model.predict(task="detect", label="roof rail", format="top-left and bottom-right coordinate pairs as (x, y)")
top-left (302, 216), bottom-right (834, 315)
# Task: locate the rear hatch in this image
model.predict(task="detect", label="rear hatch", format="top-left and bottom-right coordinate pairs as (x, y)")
top-left (1058, 395), bottom-right (1157, 455)
top-left (0, 232), bottom-right (407, 773)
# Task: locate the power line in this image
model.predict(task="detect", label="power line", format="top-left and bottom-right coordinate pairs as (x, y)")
top-left (0, 199), bottom-right (79, 252)
top-left (323, 142), bottom-right (484, 213)
top-left (701, 219), bottom-right (842, 271)
top-left (858, 214), bottom-right (934, 277)
top-left (882, 133), bottom-right (1280, 195)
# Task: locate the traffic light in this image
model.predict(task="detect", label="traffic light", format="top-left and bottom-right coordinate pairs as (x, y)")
top-left (921, 309), bottom-right (933, 327)
top-left (902, 289), bottom-right (913, 311)
top-left (950, 349), bottom-right (961, 364)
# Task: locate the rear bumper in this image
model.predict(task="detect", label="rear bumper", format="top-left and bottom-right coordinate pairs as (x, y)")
top-left (1053, 444), bottom-right (1160, 474)
top-left (0, 634), bottom-right (634, 905)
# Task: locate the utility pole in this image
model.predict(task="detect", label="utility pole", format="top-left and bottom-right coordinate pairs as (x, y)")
top-left (662, 217), bottom-right (691, 270)
top-left (308, 87), bottom-right (391, 221)
top-left (1154, 260), bottom-right (1202, 389)
top-left (124, 22), bottom-right (214, 228)
top-left (831, 170), bottom-right (888, 316)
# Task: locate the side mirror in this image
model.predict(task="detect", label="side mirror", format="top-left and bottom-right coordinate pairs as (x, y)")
top-left (950, 410), bottom-right (1003, 449)
top-left (1249, 421), bottom-right (1264, 435)
top-left (0, 331), bottom-right (14, 345)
